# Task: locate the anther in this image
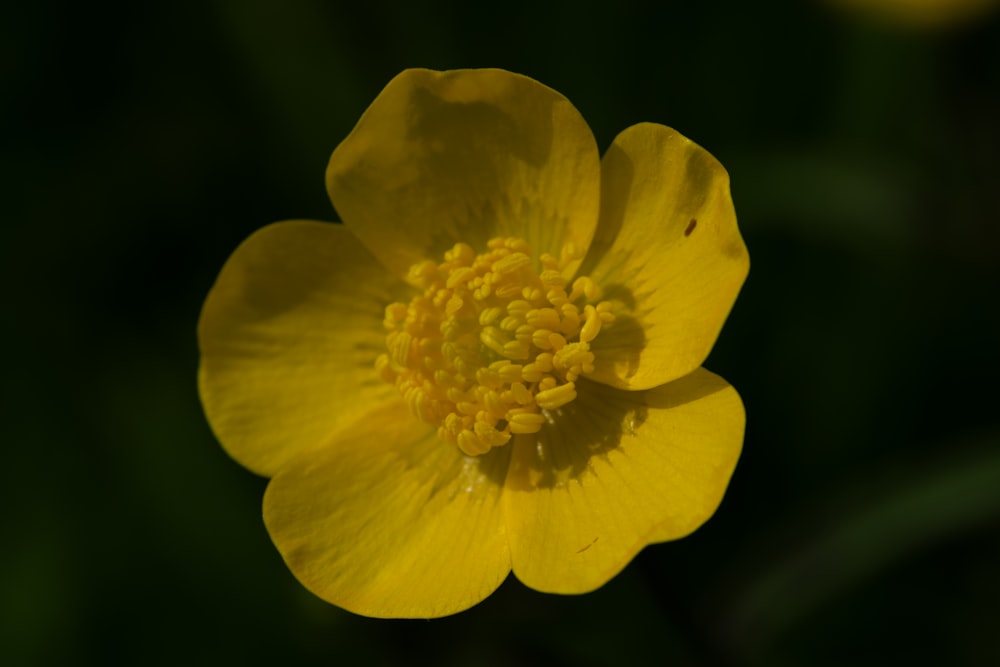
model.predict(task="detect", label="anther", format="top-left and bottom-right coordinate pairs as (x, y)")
top-left (377, 235), bottom-right (614, 455)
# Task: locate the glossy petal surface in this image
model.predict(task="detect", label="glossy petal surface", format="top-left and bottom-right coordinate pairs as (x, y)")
top-left (504, 369), bottom-right (744, 594)
top-left (200, 70), bottom-right (749, 619)
top-left (327, 68), bottom-right (601, 280)
top-left (264, 401), bottom-right (512, 618)
top-left (199, 222), bottom-right (409, 476)
top-left (582, 123), bottom-right (749, 390)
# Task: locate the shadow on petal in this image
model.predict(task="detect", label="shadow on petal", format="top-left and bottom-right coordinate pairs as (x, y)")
top-left (504, 378), bottom-right (646, 491)
top-left (643, 366), bottom-right (736, 410)
top-left (503, 367), bottom-right (743, 593)
top-left (407, 85), bottom-right (554, 169)
top-left (506, 370), bottom-right (737, 492)
top-left (577, 139), bottom-right (634, 279)
top-left (329, 69), bottom-right (600, 280)
top-left (588, 301), bottom-right (647, 389)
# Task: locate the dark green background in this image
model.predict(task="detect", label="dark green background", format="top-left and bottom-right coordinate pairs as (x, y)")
top-left (5, 1), bottom-right (1000, 665)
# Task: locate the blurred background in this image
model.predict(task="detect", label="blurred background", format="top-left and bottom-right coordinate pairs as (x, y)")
top-left (4, 0), bottom-right (999, 664)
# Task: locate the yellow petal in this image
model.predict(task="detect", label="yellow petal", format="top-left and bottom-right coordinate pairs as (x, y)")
top-left (198, 221), bottom-right (409, 477)
top-left (264, 400), bottom-right (511, 618)
top-left (504, 369), bottom-right (744, 594)
top-left (327, 68), bottom-right (601, 280)
top-left (582, 123), bottom-right (749, 390)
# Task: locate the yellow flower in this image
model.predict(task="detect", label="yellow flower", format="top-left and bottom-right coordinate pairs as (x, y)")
top-left (198, 68), bottom-right (749, 619)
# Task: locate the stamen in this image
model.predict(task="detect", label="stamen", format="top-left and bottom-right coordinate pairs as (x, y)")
top-left (535, 382), bottom-right (577, 410)
top-left (376, 236), bottom-right (616, 456)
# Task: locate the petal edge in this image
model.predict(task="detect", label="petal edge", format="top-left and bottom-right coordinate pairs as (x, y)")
top-left (327, 68), bottom-right (601, 280)
top-left (584, 123), bottom-right (748, 390)
top-left (198, 221), bottom-right (408, 476)
top-left (504, 369), bottom-right (744, 594)
top-left (264, 401), bottom-right (512, 618)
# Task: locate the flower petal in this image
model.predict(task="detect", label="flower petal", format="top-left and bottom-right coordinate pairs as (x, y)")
top-left (327, 68), bottom-right (601, 279)
top-left (198, 221), bottom-right (409, 477)
top-left (582, 123), bottom-right (749, 390)
top-left (264, 400), bottom-right (511, 618)
top-left (503, 369), bottom-right (744, 594)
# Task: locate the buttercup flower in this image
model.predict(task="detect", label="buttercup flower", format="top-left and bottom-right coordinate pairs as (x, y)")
top-left (199, 68), bottom-right (748, 618)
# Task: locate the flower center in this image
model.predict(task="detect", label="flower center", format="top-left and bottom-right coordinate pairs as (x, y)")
top-left (375, 237), bottom-right (615, 456)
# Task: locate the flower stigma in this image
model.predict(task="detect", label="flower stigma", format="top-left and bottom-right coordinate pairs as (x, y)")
top-left (375, 237), bottom-right (616, 456)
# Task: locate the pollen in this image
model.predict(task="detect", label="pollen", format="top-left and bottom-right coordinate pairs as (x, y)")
top-left (374, 237), bottom-right (616, 457)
